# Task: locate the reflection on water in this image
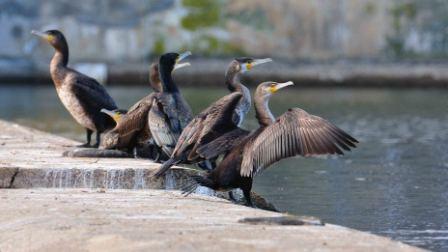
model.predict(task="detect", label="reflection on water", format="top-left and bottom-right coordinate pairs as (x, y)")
top-left (0, 85), bottom-right (447, 251)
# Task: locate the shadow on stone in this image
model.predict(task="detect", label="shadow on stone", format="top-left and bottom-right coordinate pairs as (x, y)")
top-left (63, 148), bottom-right (132, 158)
top-left (239, 215), bottom-right (324, 226)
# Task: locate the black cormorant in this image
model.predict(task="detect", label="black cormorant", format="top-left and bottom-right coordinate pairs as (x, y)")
top-left (99, 63), bottom-right (162, 153)
top-left (32, 29), bottom-right (118, 147)
top-left (147, 52), bottom-right (193, 157)
top-left (184, 81), bottom-right (358, 206)
top-left (154, 57), bottom-right (272, 177)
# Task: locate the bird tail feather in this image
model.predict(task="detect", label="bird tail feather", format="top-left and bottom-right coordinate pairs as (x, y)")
top-left (153, 158), bottom-right (177, 177)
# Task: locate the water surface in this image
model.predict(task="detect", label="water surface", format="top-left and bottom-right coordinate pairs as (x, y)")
top-left (0, 85), bottom-right (447, 251)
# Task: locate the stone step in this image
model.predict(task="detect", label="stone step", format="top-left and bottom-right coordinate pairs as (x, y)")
top-left (0, 188), bottom-right (424, 252)
top-left (0, 120), bottom-right (425, 251)
top-left (0, 120), bottom-right (276, 211)
top-left (0, 120), bottom-right (192, 190)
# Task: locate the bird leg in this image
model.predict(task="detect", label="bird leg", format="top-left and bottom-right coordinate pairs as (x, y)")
top-left (91, 131), bottom-right (101, 148)
top-left (243, 188), bottom-right (253, 207)
top-left (77, 129), bottom-right (93, 148)
top-left (228, 191), bottom-right (237, 202)
top-left (133, 147), bottom-right (139, 158)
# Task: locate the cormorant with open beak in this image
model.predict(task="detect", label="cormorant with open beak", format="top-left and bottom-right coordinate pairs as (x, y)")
top-left (147, 52), bottom-right (193, 157)
top-left (154, 57), bottom-right (272, 177)
top-left (184, 81), bottom-right (358, 206)
top-left (31, 29), bottom-right (118, 147)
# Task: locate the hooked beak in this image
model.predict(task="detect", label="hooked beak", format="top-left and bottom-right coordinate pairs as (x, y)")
top-left (31, 30), bottom-right (51, 41)
top-left (271, 81), bottom-right (294, 93)
top-left (174, 51), bottom-right (192, 71)
top-left (242, 58), bottom-right (272, 72)
top-left (101, 108), bottom-right (122, 123)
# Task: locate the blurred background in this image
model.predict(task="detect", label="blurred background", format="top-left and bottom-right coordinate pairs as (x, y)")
top-left (2, 0), bottom-right (448, 85)
top-left (0, 1), bottom-right (447, 251)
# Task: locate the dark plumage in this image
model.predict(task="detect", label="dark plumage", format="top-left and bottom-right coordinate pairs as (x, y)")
top-left (186, 81), bottom-right (358, 206)
top-left (32, 29), bottom-right (118, 147)
top-left (99, 63), bottom-right (162, 153)
top-left (147, 52), bottom-right (193, 158)
top-left (154, 57), bottom-right (272, 177)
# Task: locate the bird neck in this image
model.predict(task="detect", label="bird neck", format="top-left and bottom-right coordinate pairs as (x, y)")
top-left (225, 68), bottom-right (242, 92)
top-left (254, 95), bottom-right (275, 127)
top-left (50, 41), bottom-right (69, 68)
top-left (159, 64), bottom-right (178, 93)
top-left (50, 45), bottom-right (69, 87)
top-left (149, 66), bottom-right (162, 92)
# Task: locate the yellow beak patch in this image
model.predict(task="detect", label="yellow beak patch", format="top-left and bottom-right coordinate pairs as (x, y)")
top-left (113, 113), bottom-right (122, 122)
top-left (46, 34), bottom-right (55, 43)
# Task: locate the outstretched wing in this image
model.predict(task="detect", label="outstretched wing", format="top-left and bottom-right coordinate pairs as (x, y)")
top-left (241, 108), bottom-right (358, 177)
top-left (196, 127), bottom-right (250, 160)
top-left (172, 92), bottom-right (243, 160)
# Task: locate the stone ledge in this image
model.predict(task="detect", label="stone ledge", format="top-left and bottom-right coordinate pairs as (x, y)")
top-left (0, 120), bottom-right (277, 211)
top-left (0, 188), bottom-right (425, 252)
top-left (0, 120), bottom-right (426, 251)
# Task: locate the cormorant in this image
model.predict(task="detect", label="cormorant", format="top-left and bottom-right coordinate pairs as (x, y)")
top-left (184, 81), bottom-right (358, 206)
top-left (31, 30), bottom-right (118, 147)
top-left (154, 57), bottom-right (272, 177)
top-left (99, 63), bottom-right (162, 154)
top-left (147, 52), bottom-right (193, 157)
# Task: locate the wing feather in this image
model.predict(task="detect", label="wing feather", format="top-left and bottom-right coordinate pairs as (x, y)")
top-left (171, 92), bottom-right (243, 160)
top-left (241, 108), bottom-right (358, 177)
top-left (70, 75), bottom-right (117, 112)
top-left (196, 128), bottom-right (250, 160)
top-left (147, 97), bottom-right (179, 156)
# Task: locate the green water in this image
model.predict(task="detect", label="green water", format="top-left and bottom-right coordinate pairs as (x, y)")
top-left (0, 85), bottom-right (447, 251)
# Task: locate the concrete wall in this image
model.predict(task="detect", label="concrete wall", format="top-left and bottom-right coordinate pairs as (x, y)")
top-left (0, 0), bottom-right (447, 68)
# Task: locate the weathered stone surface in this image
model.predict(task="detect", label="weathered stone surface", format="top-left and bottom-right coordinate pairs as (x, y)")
top-left (0, 167), bottom-right (18, 188)
top-left (0, 188), bottom-right (425, 252)
top-left (0, 121), bottom-right (428, 251)
top-left (0, 119), bottom-right (188, 190)
top-left (0, 120), bottom-right (276, 211)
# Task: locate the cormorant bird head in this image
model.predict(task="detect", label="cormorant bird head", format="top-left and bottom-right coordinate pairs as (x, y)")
top-left (159, 52), bottom-right (192, 73)
top-left (256, 81), bottom-right (294, 99)
top-left (31, 30), bottom-right (68, 52)
top-left (100, 108), bottom-right (124, 124)
top-left (232, 57), bottom-right (272, 73)
top-left (149, 63), bottom-right (162, 92)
